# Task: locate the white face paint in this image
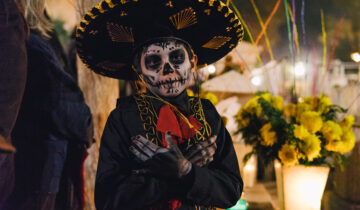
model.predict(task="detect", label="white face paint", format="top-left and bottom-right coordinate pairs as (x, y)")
top-left (140, 41), bottom-right (194, 97)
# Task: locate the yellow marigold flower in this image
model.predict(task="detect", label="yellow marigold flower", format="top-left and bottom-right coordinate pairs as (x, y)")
top-left (340, 115), bottom-right (355, 131)
top-left (260, 123), bottom-right (277, 146)
top-left (303, 96), bottom-right (316, 109)
top-left (271, 96), bottom-right (284, 111)
top-left (324, 131), bottom-right (354, 154)
top-left (236, 108), bottom-right (250, 128)
top-left (300, 134), bottom-right (321, 161)
top-left (236, 108), bottom-right (243, 121)
top-left (294, 124), bottom-right (310, 140)
top-left (186, 89), bottom-right (194, 97)
top-left (245, 97), bottom-right (258, 108)
top-left (244, 97), bottom-right (258, 110)
top-left (258, 92), bottom-right (271, 102)
top-left (297, 152), bottom-right (306, 160)
top-left (339, 130), bottom-right (356, 153)
top-left (284, 103), bottom-right (296, 117)
top-left (241, 118), bottom-right (250, 128)
top-left (260, 122), bottom-right (271, 133)
top-left (318, 95), bottom-right (332, 113)
top-left (244, 97), bottom-right (262, 117)
top-left (295, 103), bottom-right (311, 122)
top-left (278, 144), bottom-right (298, 166)
top-left (261, 131), bottom-right (277, 146)
top-left (321, 121), bottom-right (343, 141)
top-left (300, 111), bottom-right (323, 133)
top-left (325, 139), bottom-right (341, 153)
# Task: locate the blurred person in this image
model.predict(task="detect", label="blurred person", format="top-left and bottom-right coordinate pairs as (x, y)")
top-left (3, 0), bottom-right (94, 210)
top-left (76, 0), bottom-right (245, 209)
top-left (0, 0), bottom-right (28, 207)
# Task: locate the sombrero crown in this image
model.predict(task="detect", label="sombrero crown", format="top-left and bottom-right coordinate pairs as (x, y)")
top-left (76, 0), bottom-right (244, 79)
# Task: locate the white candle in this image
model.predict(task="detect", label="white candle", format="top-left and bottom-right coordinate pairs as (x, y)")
top-left (244, 164), bottom-right (256, 187)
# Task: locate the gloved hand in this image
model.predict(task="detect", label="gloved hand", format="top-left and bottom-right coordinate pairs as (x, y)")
top-left (130, 131), bottom-right (192, 179)
top-left (184, 135), bottom-right (217, 167)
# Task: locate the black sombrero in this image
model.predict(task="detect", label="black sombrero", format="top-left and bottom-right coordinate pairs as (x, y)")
top-left (76, 0), bottom-right (244, 79)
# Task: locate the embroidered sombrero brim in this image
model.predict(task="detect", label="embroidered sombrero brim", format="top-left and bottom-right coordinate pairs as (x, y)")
top-left (76, 0), bottom-right (244, 79)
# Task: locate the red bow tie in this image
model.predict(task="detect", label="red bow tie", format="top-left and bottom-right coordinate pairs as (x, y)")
top-left (156, 104), bottom-right (201, 147)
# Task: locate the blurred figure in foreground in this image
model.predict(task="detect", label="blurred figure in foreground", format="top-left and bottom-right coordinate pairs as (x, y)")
top-left (3, 0), bottom-right (94, 210)
top-left (0, 0), bottom-right (28, 208)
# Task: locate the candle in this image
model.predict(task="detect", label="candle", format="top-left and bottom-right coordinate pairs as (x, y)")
top-left (244, 163), bottom-right (256, 187)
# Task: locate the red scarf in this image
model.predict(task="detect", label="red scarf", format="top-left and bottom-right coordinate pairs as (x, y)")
top-left (154, 104), bottom-right (201, 210)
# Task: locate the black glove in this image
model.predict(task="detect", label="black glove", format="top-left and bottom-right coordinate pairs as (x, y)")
top-left (184, 135), bottom-right (217, 167)
top-left (129, 131), bottom-right (192, 179)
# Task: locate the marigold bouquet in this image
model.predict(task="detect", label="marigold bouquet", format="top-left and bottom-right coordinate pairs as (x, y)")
top-left (236, 92), bottom-right (356, 168)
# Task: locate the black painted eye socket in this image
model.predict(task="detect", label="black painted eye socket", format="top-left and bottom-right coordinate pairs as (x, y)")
top-left (145, 55), bottom-right (162, 70)
top-left (169, 49), bottom-right (185, 65)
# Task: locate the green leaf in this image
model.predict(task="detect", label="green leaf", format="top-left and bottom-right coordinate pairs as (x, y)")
top-left (256, 91), bottom-right (269, 96)
top-left (243, 151), bottom-right (255, 165)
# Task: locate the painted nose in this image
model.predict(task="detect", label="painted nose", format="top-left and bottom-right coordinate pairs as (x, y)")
top-left (163, 63), bottom-right (174, 75)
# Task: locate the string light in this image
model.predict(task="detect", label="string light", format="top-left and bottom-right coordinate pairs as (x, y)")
top-left (351, 52), bottom-right (360, 63)
top-left (251, 76), bottom-right (262, 86)
top-left (207, 65), bottom-right (216, 74)
top-left (294, 62), bottom-right (306, 77)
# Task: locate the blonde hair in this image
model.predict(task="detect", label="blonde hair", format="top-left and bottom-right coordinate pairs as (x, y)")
top-left (76, 0), bottom-right (101, 17)
top-left (17, 0), bottom-right (53, 38)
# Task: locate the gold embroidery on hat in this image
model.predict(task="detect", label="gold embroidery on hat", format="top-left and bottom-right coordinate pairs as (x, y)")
top-left (236, 28), bottom-right (243, 33)
top-left (233, 21), bottom-right (240, 28)
top-left (202, 36), bottom-right (231, 50)
top-left (81, 20), bottom-right (90, 25)
top-left (169, 7), bottom-right (197, 30)
top-left (89, 30), bottom-right (98, 35)
top-left (121, 0), bottom-right (128, 4)
top-left (87, 12), bottom-right (98, 19)
top-left (208, 0), bottom-right (214, 7)
top-left (226, 27), bottom-right (232, 32)
top-left (198, 0), bottom-right (204, 2)
top-left (230, 17), bottom-right (237, 23)
top-left (224, 10), bottom-right (231, 18)
top-left (217, 2), bottom-right (224, 12)
top-left (78, 26), bottom-right (85, 32)
top-left (166, 1), bottom-right (173, 7)
top-left (133, 0), bottom-right (139, 2)
top-left (120, 11), bottom-right (128, 16)
top-left (75, 32), bottom-right (83, 39)
top-left (105, 0), bottom-right (115, 8)
top-left (229, 43), bottom-right (235, 48)
top-left (95, 3), bottom-right (105, 13)
top-left (204, 9), bottom-right (211, 15)
top-left (107, 23), bottom-right (134, 43)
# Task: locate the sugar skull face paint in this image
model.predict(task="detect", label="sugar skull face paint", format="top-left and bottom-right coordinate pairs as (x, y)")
top-left (139, 40), bottom-right (196, 97)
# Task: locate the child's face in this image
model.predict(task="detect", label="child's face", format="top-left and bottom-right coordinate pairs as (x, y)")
top-left (140, 40), bottom-right (195, 97)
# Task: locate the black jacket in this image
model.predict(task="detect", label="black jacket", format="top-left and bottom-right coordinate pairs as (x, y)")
top-left (0, 0), bottom-right (27, 152)
top-left (5, 33), bottom-right (93, 210)
top-left (95, 92), bottom-right (243, 210)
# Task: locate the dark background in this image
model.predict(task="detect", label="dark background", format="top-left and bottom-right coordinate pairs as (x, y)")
top-left (228, 0), bottom-right (360, 63)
